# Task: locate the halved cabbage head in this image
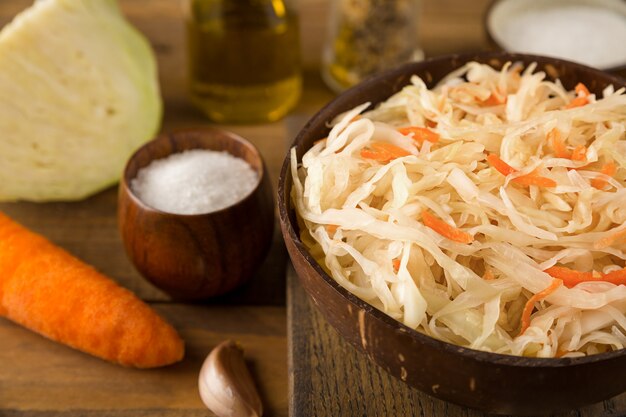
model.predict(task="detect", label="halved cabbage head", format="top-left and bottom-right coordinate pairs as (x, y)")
top-left (0, 0), bottom-right (162, 201)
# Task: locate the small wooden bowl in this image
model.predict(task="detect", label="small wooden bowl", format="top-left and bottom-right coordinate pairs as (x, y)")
top-left (278, 52), bottom-right (626, 415)
top-left (119, 128), bottom-right (274, 299)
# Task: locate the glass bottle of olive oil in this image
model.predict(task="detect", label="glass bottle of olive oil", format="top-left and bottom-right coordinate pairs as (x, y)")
top-left (186, 0), bottom-right (302, 123)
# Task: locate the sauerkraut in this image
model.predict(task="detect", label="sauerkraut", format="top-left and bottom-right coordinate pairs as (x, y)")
top-left (291, 61), bottom-right (626, 358)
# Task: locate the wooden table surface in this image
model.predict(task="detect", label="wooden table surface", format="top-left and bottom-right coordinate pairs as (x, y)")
top-left (4, 1), bottom-right (608, 417)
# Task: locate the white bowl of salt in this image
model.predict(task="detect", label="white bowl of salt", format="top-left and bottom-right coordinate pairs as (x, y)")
top-left (486, 0), bottom-right (626, 75)
top-left (118, 128), bottom-right (275, 299)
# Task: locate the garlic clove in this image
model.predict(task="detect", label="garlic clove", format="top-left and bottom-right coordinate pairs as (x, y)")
top-left (198, 340), bottom-right (263, 417)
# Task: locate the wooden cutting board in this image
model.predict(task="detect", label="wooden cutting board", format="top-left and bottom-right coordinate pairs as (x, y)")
top-left (287, 266), bottom-right (626, 417)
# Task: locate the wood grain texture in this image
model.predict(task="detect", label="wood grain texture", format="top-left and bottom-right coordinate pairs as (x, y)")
top-left (1, 304), bottom-right (287, 416)
top-left (288, 268), bottom-right (626, 417)
top-left (0, 189), bottom-right (287, 306)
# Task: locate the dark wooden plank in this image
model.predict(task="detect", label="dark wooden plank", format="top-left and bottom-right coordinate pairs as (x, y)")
top-left (0, 304), bottom-right (287, 416)
top-left (0, 411), bottom-right (209, 417)
top-left (287, 267), bottom-right (626, 417)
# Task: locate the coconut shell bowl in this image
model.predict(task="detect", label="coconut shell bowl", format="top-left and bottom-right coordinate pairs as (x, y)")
top-left (278, 52), bottom-right (626, 415)
top-left (119, 128), bottom-right (274, 300)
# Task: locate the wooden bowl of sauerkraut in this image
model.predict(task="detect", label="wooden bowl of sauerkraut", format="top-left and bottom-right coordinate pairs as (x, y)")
top-left (278, 52), bottom-right (626, 415)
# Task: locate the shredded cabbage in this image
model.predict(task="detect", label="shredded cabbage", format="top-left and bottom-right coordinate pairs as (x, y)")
top-left (291, 61), bottom-right (626, 357)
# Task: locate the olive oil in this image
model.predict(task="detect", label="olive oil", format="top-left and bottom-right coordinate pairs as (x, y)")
top-left (187, 0), bottom-right (301, 123)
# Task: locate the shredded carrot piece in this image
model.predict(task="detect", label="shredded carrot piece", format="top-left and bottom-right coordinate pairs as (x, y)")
top-left (511, 172), bottom-right (557, 188)
top-left (421, 210), bottom-right (474, 244)
top-left (603, 161), bottom-right (617, 174)
top-left (548, 128), bottom-right (570, 159)
top-left (481, 92), bottom-right (506, 106)
top-left (594, 228), bottom-right (626, 250)
top-left (425, 119), bottom-right (438, 129)
top-left (397, 126), bottom-right (440, 144)
top-left (487, 154), bottom-right (556, 187)
top-left (564, 83), bottom-right (591, 109)
top-left (393, 258), bottom-right (401, 272)
top-left (547, 129), bottom-right (586, 162)
top-left (544, 265), bottom-right (626, 288)
top-left (571, 145), bottom-right (587, 162)
top-left (544, 266), bottom-right (594, 287)
top-left (565, 96), bottom-right (589, 109)
top-left (591, 161), bottom-right (617, 189)
top-left (487, 154), bottom-right (517, 176)
top-left (602, 269), bottom-right (626, 286)
top-left (360, 142), bottom-right (411, 163)
top-left (519, 279), bottom-right (563, 335)
top-left (575, 83), bottom-right (590, 97)
top-left (483, 268), bottom-right (495, 280)
top-left (325, 225), bottom-right (338, 234)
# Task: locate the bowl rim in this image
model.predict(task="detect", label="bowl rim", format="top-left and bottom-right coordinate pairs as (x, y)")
top-left (279, 51), bottom-right (626, 368)
top-left (121, 127), bottom-right (266, 218)
top-left (483, 0), bottom-right (626, 76)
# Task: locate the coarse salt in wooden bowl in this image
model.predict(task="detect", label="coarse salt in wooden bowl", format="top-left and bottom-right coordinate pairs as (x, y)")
top-left (278, 52), bottom-right (626, 415)
top-left (119, 128), bottom-right (274, 300)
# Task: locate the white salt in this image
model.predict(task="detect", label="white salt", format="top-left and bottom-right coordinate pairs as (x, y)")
top-left (493, 3), bottom-right (626, 69)
top-left (131, 149), bottom-right (259, 215)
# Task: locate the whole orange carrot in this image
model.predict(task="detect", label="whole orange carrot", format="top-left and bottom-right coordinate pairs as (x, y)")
top-left (0, 212), bottom-right (184, 368)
